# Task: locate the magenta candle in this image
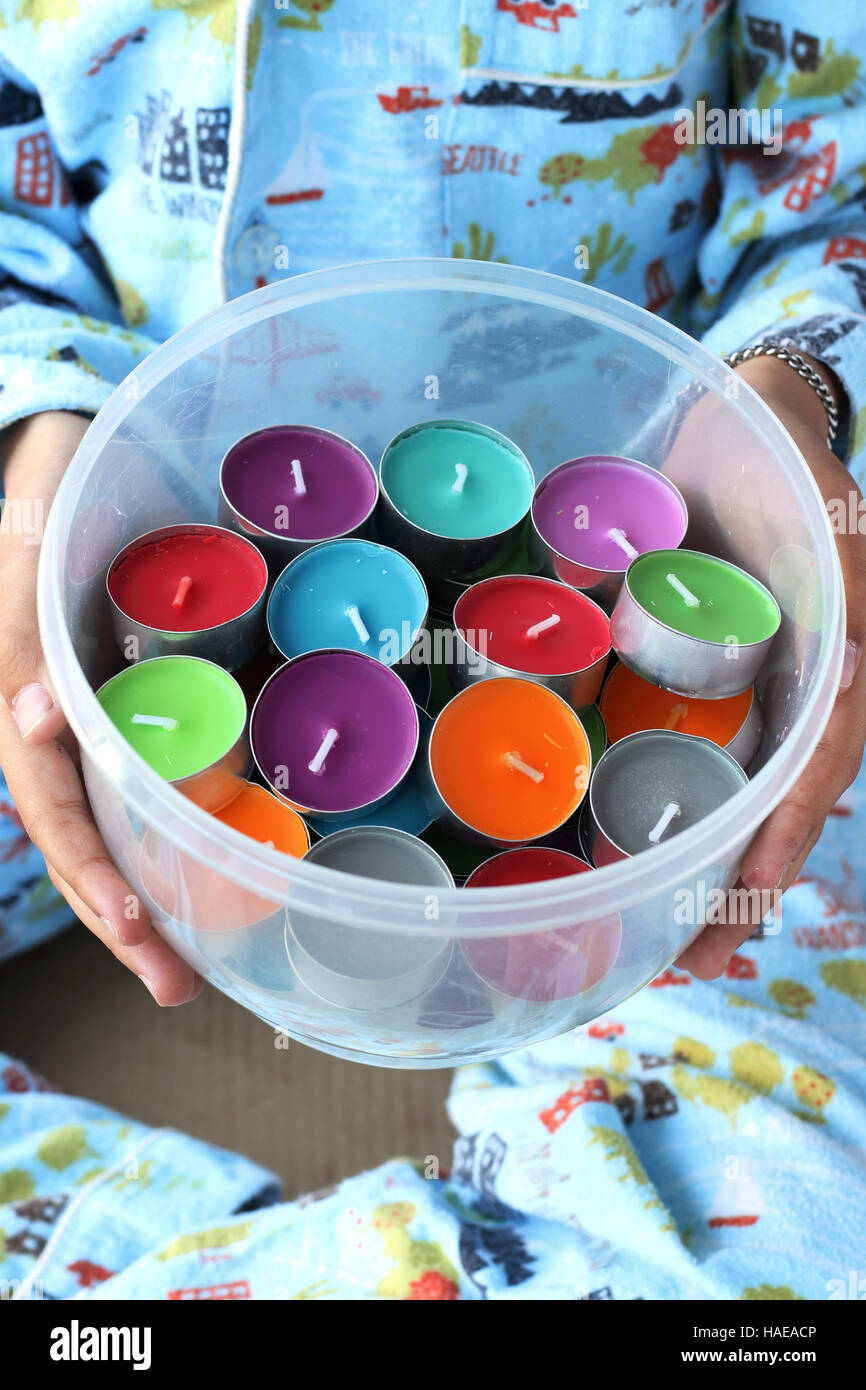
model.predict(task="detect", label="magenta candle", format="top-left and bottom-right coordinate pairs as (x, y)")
top-left (219, 425), bottom-right (378, 565)
top-left (452, 574), bottom-right (610, 708)
top-left (531, 456), bottom-right (688, 610)
top-left (463, 848), bottom-right (621, 1001)
top-left (250, 650), bottom-right (419, 818)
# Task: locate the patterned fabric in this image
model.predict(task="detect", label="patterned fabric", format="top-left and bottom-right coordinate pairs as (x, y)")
top-left (1, 0), bottom-right (865, 1300)
top-left (2, 764), bottom-right (865, 1299)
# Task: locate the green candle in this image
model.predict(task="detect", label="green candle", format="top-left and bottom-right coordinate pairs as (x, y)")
top-left (627, 551), bottom-right (780, 645)
top-left (97, 656), bottom-right (247, 781)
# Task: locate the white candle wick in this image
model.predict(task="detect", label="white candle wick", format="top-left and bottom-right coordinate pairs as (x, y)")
top-left (526, 613), bottom-right (561, 639)
top-left (647, 800), bottom-right (681, 844)
top-left (345, 604), bottom-right (371, 644)
top-left (308, 727), bottom-right (339, 775)
top-left (131, 713), bottom-right (178, 730)
top-left (171, 575), bottom-right (193, 610)
top-left (452, 462), bottom-right (468, 494)
top-left (505, 751), bottom-right (544, 784)
top-left (666, 572), bottom-right (700, 608)
top-left (290, 458), bottom-right (306, 497)
top-left (609, 527), bottom-right (639, 561)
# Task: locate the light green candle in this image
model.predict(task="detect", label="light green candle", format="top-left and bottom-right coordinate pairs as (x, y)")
top-left (381, 420), bottom-right (533, 539)
top-left (97, 657), bottom-right (247, 781)
top-left (627, 551), bottom-right (780, 644)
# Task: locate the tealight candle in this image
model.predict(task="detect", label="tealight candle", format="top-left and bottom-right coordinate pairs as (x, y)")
top-left (285, 827), bottom-right (454, 1010)
top-left (576, 704), bottom-right (607, 770)
top-left (451, 574), bottom-right (611, 709)
top-left (267, 538), bottom-right (428, 669)
top-left (586, 729), bottom-right (748, 867)
top-left (463, 848), bottom-right (621, 1002)
top-left (107, 524), bottom-right (268, 669)
top-left (219, 425), bottom-right (378, 567)
top-left (213, 782), bottom-right (310, 858)
top-left (251, 649), bottom-right (419, 819)
top-left (610, 549), bottom-right (781, 698)
top-left (377, 419), bottom-right (534, 585)
top-left (96, 656), bottom-right (249, 811)
top-left (305, 708), bottom-right (436, 840)
top-left (600, 662), bottom-right (763, 769)
top-left (429, 677), bottom-right (591, 847)
top-left (531, 456), bottom-right (688, 610)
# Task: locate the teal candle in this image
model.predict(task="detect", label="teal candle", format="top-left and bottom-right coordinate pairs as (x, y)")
top-left (627, 551), bottom-right (780, 645)
top-left (380, 420), bottom-right (533, 539)
top-left (97, 656), bottom-right (247, 782)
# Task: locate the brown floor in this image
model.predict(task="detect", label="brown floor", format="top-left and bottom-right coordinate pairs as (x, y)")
top-left (0, 925), bottom-right (455, 1199)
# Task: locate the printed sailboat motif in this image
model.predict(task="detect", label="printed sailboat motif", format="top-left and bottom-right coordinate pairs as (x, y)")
top-left (707, 1166), bottom-right (763, 1229)
top-left (265, 130), bottom-right (327, 205)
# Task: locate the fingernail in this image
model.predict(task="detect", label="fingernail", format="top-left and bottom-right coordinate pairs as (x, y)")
top-left (773, 860), bottom-right (794, 893)
top-left (840, 639), bottom-right (861, 691)
top-left (100, 915), bottom-right (119, 940)
top-left (138, 975), bottom-right (161, 1005)
top-left (11, 682), bottom-right (54, 738)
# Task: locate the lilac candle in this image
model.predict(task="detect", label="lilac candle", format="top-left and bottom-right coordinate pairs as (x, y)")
top-left (250, 649), bottom-right (419, 819)
top-left (531, 456), bottom-right (688, 611)
top-left (219, 425), bottom-right (378, 568)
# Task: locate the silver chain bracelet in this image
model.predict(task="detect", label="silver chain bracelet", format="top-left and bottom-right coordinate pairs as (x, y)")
top-left (724, 342), bottom-right (839, 448)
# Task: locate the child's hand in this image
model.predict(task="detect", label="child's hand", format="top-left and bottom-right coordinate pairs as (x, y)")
top-left (0, 411), bottom-right (202, 1005)
top-left (678, 355), bottom-right (866, 978)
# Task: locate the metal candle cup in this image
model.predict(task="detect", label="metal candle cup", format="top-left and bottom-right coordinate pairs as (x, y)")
top-left (376, 419), bottom-right (535, 587)
top-left (219, 425), bottom-right (379, 569)
top-left (586, 729), bottom-right (749, 867)
top-left (531, 456), bottom-right (689, 612)
top-left (285, 827), bottom-right (454, 1011)
top-left (96, 656), bottom-right (250, 813)
top-left (451, 574), bottom-right (611, 709)
top-left (600, 662), bottom-right (763, 770)
top-left (250, 649), bottom-right (420, 821)
top-left (463, 848), bottom-right (622, 1003)
top-left (609, 550), bottom-right (782, 699)
top-left (428, 677), bottom-right (592, 849)
top-left (266, 537), bottom-right (429, 673)
top-left (106, 524), bottom-right (268, 671)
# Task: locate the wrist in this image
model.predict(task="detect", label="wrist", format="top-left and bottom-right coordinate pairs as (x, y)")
top-left (732, 351), bottom-right (843, 444)
top-left (2, 410), bottom-right (91, 497)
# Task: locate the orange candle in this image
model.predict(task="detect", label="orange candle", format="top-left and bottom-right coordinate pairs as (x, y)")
top-left (429, 677), bottom-right (590, 844)
top-left (600, 662), bottom-right (761, 765)
top-left (213, 782), bottom-right (310, 857)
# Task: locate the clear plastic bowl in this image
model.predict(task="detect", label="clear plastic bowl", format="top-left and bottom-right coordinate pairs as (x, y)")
top-left (38, 259), bottom-right (844, 1068)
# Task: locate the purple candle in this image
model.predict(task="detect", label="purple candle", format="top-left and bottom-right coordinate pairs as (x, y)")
top-left (531, 456), bottom-right (688, 611)
top-left (251, 649), bottom-right (419, 818)
top-left (219, 425), bottom-right (378, 567)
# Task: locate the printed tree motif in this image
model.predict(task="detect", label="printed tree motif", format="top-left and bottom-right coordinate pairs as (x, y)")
top-left (729, 1042), bottom-right (784, 1096)
top-left (579, 222), bottom-right (635, 283)
top-left (114, 279), bottom-right (150, 327)
top-left (671, 1066), bottom-right (754, 1130)
top-left (150, 1), bottom-right (236, 59)
top-left (277, 0), bottom-right (338, 33)
top-left (741, 1284), bottom-right (805, 1300)
top-left (539, 124), bottom-right (696, 204)
top-left (788, 41), bottom-right (860, 100)
top-left (767, 979), bottom-right (815, 1018)
top-left (0, 1167), bottom-right (35, 1203)
top-left (460, 24), bottom-right (482, 68)
top-left (672, 1036), bottom-right (716, 1069)
top-left (36, 1124), bottom-right (96, 1171)
top-left (371, 1201), bottom-right (460, 1300)
top-left (588, 1125), bottom-right (658, 1195)
top-left (14, 0), bottom-right (79, 29)
top-left (791, 1064), bottom-right (836, 1123)
top-left (245, 12), bottom-right (262, 91)
top-left (451, 224), bottom-right (509, 262)
top-left (821, 958), bottom-right (866, 1008)
top-left (156, 1219), bottom-right (255, 1261)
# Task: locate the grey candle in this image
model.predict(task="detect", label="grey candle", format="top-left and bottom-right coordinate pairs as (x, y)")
top-left (285, 827), bottom-right (454, 1010)
top-left (587, 729), bottom-right (748, 866)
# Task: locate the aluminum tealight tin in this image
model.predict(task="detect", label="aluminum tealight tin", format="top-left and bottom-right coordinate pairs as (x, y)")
top-left (107, 523), bottom-right (268, 671)
top-left (376, 419), bottom-right (534, 587)
top-left (609, 553), bottom-right (781, 700)
top-left (218, 425), bottom-right (379, 569)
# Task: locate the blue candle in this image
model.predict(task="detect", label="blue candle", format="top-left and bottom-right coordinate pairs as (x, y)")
top-left (267, 538), bottom-right (428, 665)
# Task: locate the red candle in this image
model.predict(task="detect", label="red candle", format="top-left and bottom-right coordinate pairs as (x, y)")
top-left (108, 524), bottom-right (269, 669)
top-left (455, 576), bottom-right (609, 676)
top-left (463, 847), bottom-right (621, 1001)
